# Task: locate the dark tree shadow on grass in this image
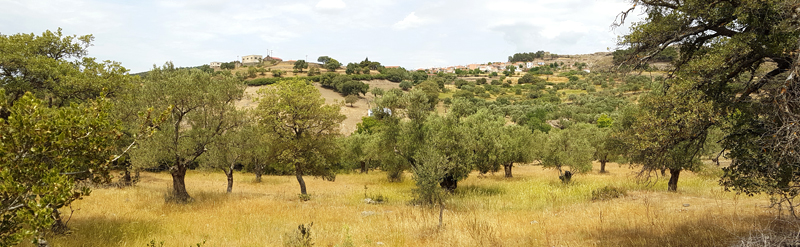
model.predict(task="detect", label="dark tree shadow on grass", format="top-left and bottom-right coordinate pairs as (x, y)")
top-left (593, 214), bottom-right (799, 247)
top-left (43, 217), bottom-right (161, 246)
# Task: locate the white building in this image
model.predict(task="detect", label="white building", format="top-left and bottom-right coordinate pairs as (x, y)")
top-left (210, 62), bottom-right (222, 69)
top-left (241, 55), bottom-right (263, 66)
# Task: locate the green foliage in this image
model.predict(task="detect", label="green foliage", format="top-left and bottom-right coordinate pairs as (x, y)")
top-left (317, 56), bottom-right (331, 64)
top-left (597, 114), bottom-right (613, 128)
top-left (0, 93), bottom-right (121, 245)
top-left (246, 77), bottom-right (282, 86)
top-left (518, 73), bottom-right (546, 86)
top-left (0, 29), bottom-right (148, 244)
top-left (399, 81), bottom-right (413, 90)
top-left (540, 127), bottom-right (595, 177)
top-left (345, 94), bottom-right (358, 107)
top-left (381, 67), bottom-right (409, 82)
top-left (412, 150), bottom-right (449, 205)
top-left (247, 66), bottom-right (258, 78)
top-left (341, 80), bottom-right (369, 96)
top-left (293, 60), bottom-right (308, 72)
top-left (369, 87), bottom-right (384, 97)
top-left (307, 67), bottom-right (321, 76)
top-left (508, 51), bottom-right (548, 62)
top-left (318, 74), bottom-right (369, 96)
top-left (0, 28), bottom-right (132, 107)
top-left (130, 62), bottom-right (244, 202)
top-left (220, 61), bottom-right (236, 70)
top-left (505, 65), bottom-right (517, 74)
top-left (411, 70), bottom-right (429, 84)
top-left (345, 63), bottom-right (359, 75)
top-left (272, 69), bottom-right (285, 77)
top-left (257, 78), bottom-right (345, 195)
top-left (324, 59), bottom-right (341, 72)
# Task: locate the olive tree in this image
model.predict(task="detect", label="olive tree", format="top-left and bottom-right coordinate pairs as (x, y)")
top-left (540, 126), bottom-right (595, 183)
top-left (130, 63), bottom-right (244, 202)
top-left (256, 78), bottom-right (345, 196)
top-left (616, 0), bottom-right (800, 201)
top-left (0, 29), bottom-right (145, 245)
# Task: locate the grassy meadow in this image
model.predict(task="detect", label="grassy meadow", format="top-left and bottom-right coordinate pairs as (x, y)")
top-left (26, 163), bottom-right (793, 247)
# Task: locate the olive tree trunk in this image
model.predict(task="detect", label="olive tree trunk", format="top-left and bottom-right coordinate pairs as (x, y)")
top-left (225, 169), bottom-right (234, 193)
top-left (171, 163), bottom-right (191, 202)
top-left (295, 164), bottom-right (308, 195)
top-left (503, 163), bottom-right (513, 178)
top-left (600, 160), bottom-right (607, 173)
top-left (668, 168), bottom-right (681, 192)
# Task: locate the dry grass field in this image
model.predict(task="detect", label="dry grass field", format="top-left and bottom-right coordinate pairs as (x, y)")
top-left (27, 163), bottom-right (794, 247)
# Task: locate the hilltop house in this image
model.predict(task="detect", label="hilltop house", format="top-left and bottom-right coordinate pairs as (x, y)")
top-left (242, 55), bottom-right (263, 66)
top-left (265, 56), bottom-right (282, 62)
top-left (210, 62), bottom-right (222, 69)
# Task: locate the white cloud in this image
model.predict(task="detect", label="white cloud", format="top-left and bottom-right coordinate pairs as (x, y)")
top-left (315, 0), bottom-right (346, 13)
top-left (0, 0), bottom-right (641, 72)
top-left (392, 12), bottom-right (427, 30)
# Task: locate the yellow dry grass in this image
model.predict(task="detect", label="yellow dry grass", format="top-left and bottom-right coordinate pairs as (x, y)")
top-left (30, 163), bottom-right (790, 247)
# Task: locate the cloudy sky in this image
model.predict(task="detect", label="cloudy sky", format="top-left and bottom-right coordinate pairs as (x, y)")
top-left (0, 0), bottom-right (641, 73)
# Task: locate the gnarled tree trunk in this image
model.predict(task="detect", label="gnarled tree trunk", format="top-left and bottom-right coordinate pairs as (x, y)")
top-left (668, 168), bottom-right (681, 192)
top-left (600, 160), bottom-right (607, 173)
top-left (504, 163), bottom-right (513, 178)
top-left (360, 161), bottom-right (367, 174)
top-left (171, 162), bottom-right (191, 202)
top-left (50, 209), bottom-right (68, 234)
top-left (120, 169), bottom-right (132, 185)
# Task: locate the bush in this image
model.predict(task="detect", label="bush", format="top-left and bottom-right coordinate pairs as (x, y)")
top-left (246, 78), bottom-right (282, 86)
top-left (345, 95), bottom-right (359, 107)
top-left (399, 81), bottom-right (413, 90)
top-left (284, 223), bottom-right (314, 247)
top-left (591, 186), bottom-right (627, 201)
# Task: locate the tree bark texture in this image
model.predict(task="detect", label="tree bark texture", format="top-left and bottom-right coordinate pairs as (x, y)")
top-left (255, 169), bottom-right (262, 183)
top-left (120, 169), bottom-right (132, 185)
top-left (296, 165), bottom-right (308, 195)
top-left (226, 169), bottom-right (234, 193)
top-left (504, 163), bottom-right (513, 178)
top-left (171, 163), bottom-right (191, 202)
top-left (50, 209), bottom-right (68, 234)
top-left (668, 168), bottom-right (681, 192)
top-left (600, 160), bottom-right (607, 173)
top-left (360, 161), bottom-right (367, 174)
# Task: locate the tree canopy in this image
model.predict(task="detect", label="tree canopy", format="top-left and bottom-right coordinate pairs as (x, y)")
top-left (617, 0), bottom-right (800, 197)
top-left (130, 63), bottom-right (244, 202)
top-left (256, 78), bottom-right (345, 196)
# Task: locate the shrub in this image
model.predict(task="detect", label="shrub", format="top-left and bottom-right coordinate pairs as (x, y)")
top-left (246, 78), bottom-right (281, 86)
top-left (399, 81), bottom-right (413, 90)
top-left (284, 223), bottom-right (314, 247)
top-left (591, 186), bottom-right (627, 201)
top-left (345, 95), bottom-right (358, 107)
